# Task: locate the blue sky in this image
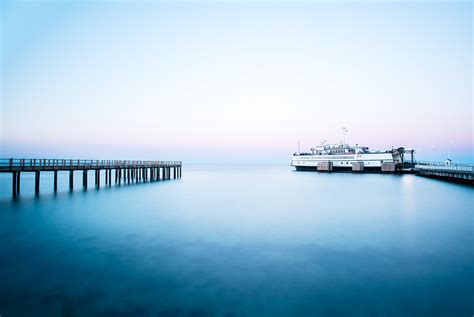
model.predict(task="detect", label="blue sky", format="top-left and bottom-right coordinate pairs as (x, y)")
top-left (1, 1), bottom-right (472, 163)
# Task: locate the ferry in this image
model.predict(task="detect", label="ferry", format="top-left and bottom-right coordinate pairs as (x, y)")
top-left (291, 129), bottom-right (415, 172)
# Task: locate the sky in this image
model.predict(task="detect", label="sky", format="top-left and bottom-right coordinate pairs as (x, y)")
top-left (1, 1), bottom-right (472, 163)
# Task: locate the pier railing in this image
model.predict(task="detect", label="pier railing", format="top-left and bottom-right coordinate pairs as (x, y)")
top-left (0, 158), bottom-right (182, 171)
top-left (415, 162), bottom-right (474, 173)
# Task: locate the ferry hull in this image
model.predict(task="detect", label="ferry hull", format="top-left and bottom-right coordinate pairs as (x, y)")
top-left (294, 165), bottom-right (395, 173)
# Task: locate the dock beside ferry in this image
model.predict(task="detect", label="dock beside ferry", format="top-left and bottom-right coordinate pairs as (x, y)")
top-left (414, 162), bottom-right (474, 185)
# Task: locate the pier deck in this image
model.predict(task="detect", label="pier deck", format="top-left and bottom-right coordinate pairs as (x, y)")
top-left (1, 158), bottom-right (182, 196)
top-left (414, 162), bottom-right (473, 185)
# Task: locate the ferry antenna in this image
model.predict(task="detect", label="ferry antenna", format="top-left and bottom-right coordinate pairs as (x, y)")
top-left (341, 127), bottom-right (348, 145)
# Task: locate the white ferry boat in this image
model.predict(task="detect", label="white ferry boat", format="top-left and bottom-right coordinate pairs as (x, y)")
top-left (291, 131), bottom-right (415, 172)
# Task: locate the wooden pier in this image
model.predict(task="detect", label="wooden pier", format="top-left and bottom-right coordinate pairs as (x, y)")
top-left (415, 162), bottom-right (474, 185)
top-left (1, 159), bottom-right (182, 197)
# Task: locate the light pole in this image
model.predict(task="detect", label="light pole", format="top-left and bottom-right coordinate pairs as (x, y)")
top-left (448, 140), bottom-right (453, 160)
top-left (429, 145), bottom-right (434, 165)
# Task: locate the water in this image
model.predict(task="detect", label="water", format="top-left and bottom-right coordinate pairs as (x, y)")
top-left (0, 164), bottom-right (472, 316)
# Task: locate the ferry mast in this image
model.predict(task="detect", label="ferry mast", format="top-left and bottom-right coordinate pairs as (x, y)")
top-left (341, 127), bottom-right (348, 145)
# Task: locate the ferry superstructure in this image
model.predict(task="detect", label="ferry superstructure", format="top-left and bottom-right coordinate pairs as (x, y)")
top-left (291, 143), bottom-right (415, 172)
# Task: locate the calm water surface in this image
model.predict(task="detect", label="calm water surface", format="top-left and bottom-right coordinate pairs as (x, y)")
top-left (0, 164), bottom-right (472, 316)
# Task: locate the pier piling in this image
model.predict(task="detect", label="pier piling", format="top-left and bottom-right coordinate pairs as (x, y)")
top-left (83, 170), bottom-right (88, 189)
top-left (12, 171), bottom-right (17, 197)
top-left (35, 171), bottom-right (40, 194)
top-left (69, 171), bottom-right (74, 190)
top-left (54, 171), bottom-right (58, 192)
top-left (16, 171), bottom-right (21, 194)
